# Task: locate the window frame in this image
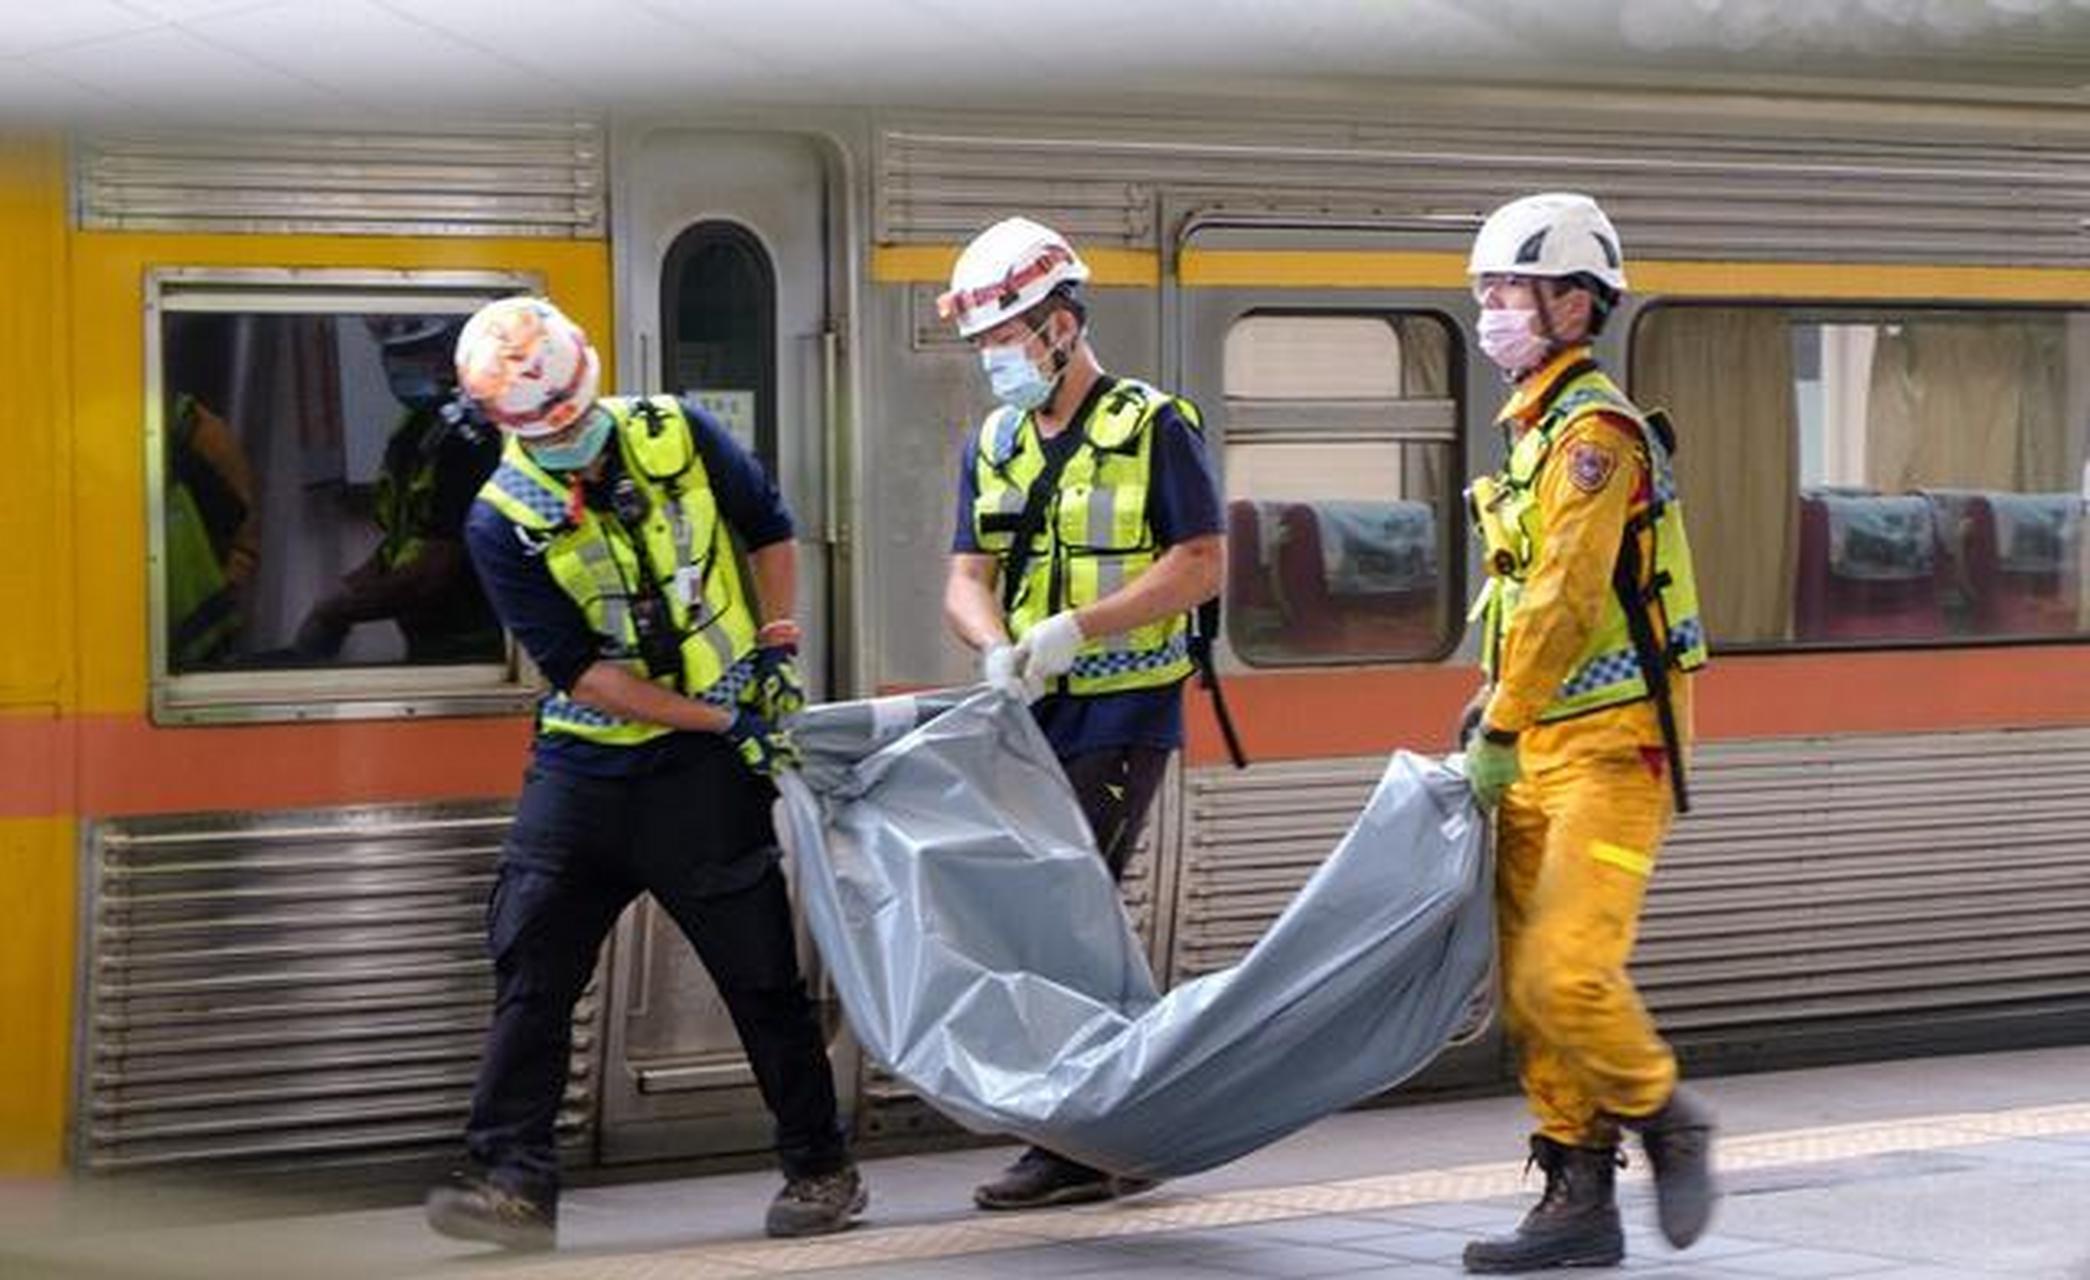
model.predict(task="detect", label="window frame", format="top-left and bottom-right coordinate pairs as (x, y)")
top-left (1624, 295), bottom-right (2090, 656)
top-left (1218, 306), bottom-right (1467, 670)
top-left (145, 266), bottom-right (546, 726)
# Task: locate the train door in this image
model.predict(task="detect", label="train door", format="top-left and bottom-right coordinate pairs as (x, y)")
top-left (1168, 218), bottom-right (1507, 1089)
top-left (597, 129), bottom-right (851, 1163)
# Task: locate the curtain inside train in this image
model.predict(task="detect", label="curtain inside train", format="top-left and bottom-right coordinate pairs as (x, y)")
top-left (1631, 306), bottom-right (1800, 645)
top-left (1864, 317), bottom-right (2072, 492)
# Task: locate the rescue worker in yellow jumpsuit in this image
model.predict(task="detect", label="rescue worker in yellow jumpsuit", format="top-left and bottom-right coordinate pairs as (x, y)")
top-left (1458, 193), bottom-right (1718, 1274)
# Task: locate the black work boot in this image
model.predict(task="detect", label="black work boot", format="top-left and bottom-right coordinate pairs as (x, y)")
top-left (765, 1163), bottom-right (869, 1238)
top-left (974, 1147), bottom-right (1156, 1210)
top-left (1463, 1136), bottom-right (1624, 1273)
top-left (424, 1172), bottom-right (556, 1252)
top-left (1622, 1085), bottom-right (1718, 1249)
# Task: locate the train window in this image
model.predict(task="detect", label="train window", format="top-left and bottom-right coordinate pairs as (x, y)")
top-left (661, 221), bottom-right (775, 470)
top-left (147, 269), bottom-right (542, 724)
top-left (1632, 305), bottom-right (2090, 649)
top-left (1221, 313), bottom-right (1460, 666)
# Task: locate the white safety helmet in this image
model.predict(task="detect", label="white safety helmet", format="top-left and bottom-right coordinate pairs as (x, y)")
top-left (453, 296), bottom-right (601, 438)
top-left (937, 216), bottom-right (1091, 339)
top-left (1468, 192), bottom-right (1629, 295)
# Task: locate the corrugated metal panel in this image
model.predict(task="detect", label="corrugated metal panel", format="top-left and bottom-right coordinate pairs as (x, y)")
top-left (1176, 727), bottom-right (2090, 1055)
top-left (1645, 727), bottom-right (2090, 1038)
top-left (80, 802), bottom-right (599, 1176)
top-left (878, 116), bottom-right (2090, 265)
top-left (75, 125), bottom-right (604, 238)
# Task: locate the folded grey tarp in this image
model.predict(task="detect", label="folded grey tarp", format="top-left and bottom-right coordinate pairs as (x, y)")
top-left (776, 688), bottom-right (1492, 1180)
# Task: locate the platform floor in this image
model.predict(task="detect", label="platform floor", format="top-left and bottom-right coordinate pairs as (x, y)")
top-left (7, 1045), bottom-right (2089, 1278)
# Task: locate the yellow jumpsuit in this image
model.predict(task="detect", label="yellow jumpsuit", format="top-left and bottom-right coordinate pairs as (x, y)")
top-left (1481, 348), bottom-right (1694, 1149)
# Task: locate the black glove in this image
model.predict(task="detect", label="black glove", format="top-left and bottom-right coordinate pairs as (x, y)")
top-left (1454, 684), bottom-right (1491, 751)
top-left (723, 707), bottom-right (800, 778)
top-left (749, 642), bottom-right (806, 721)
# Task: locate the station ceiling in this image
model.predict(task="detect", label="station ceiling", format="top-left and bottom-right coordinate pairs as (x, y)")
top-left (2, 0), bottom-right (2087, 123)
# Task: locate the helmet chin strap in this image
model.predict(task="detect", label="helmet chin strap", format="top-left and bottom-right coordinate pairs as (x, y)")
top-left (1031, 314), bottom-right (1081, 418)
top-left (1516, 283), bottom-right (1578, 380)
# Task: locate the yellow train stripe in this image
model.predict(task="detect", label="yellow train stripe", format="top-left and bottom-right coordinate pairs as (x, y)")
top-left (1590, 839), bottom-right (1654, 877)
top-left (872, 244), bottom-right (1159, 287)
top-left (429, 1100), bottom-right (2090, 1278)
top-left (877, 242), bottom-right (2090, 303)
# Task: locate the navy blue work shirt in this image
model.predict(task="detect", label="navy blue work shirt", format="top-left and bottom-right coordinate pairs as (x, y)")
top-left (950, 376), bottom-right (1224, 758)
top-left (466, 399), bottom-right (793, 777)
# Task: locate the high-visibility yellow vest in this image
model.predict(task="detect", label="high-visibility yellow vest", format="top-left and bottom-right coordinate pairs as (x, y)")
top-left (165, 393), bottom-right (241, 666)
top-left (970, 379), bottom-right (1196, 697)
top-left (478, 396), bottom-right (759, 746)
top-left (374, 410), bottom-right (443, 571)
top-left (1471, 365), bottom-right (1708, 720)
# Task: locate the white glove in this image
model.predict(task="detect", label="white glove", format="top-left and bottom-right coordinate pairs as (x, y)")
top-left (981, 642), bottom-right (1025, 698)
top-left (1015, 610), bottom-right (1085, 688)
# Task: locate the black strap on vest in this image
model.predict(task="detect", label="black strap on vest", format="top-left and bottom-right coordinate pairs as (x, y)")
top-left (995, 434), bottom-right (1079, 617)
top-left (1611, 529), bottom-right (1690, 815)
top-left (1189, 597), bottom-right (1248, 769)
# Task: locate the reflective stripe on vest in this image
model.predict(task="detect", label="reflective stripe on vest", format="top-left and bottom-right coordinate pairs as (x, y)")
top-left (1472, 367), bottom-right (1709, 721)
top-left (476, 396), bottom-right (759, 746)
top-left (970, 379), bottom-right (1197, 697)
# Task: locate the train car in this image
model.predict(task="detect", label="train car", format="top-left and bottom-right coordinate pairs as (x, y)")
top-left (3, 8), bottom-right (2087, 1190)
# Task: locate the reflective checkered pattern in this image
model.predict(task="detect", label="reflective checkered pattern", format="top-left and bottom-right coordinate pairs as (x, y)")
top-left (699, 654), bottom-right (760, 709)
top-left (1071, 635), bottom-right (1190, 681)
top-left (538, 652), bottom-right (758, 734)
top-left (542, 691), bottom-right (622, 729)
top-left (489, 463), bottom-right (569, 526)
top-left (1556, 622), bottom-right (1704, 700)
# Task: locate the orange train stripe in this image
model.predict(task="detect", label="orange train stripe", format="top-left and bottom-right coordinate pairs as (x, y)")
top-left (1184, 646), bottom-right (2090, 767)
top-left (0, 713), bottom-right (534, 819)
top-left (3, 644), bottom-right (2084, 817)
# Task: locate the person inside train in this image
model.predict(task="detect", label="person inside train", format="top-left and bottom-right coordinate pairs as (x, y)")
top-left (291, 316), bottom-right (503, 663)
top-left (1458, 192), bottom-right (1718, 1273)
top-left (938, 217), bottom-right (1225, 1210)
top-left (163, 389), bottom-right (260, 668)
top-left (425, 297), bottom-right (864, 1250)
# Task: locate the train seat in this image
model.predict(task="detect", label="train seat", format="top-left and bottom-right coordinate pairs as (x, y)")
top-left (1958, 491), bottom-right (2083, 637)
top-left (1226, 498), bottom-right (1285, 625)
top-left (1794, 490), bottom-right (1945, 641)
top-left (1275, 499), bottom-right (1441, 656)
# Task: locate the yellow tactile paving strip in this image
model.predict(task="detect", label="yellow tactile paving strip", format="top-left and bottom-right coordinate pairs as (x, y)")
top-left (453, 1101), bottom-right (2090, 1279)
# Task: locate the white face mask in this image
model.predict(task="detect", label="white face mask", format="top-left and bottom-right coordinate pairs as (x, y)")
top-left (1477, 308), bottom-right (1552, 376)
top-left (980, 343), bottom-right (1058, 411)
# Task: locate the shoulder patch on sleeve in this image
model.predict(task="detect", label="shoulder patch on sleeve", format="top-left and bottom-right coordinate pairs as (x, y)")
top-left (1566, 439), bottom-right (1618, 494)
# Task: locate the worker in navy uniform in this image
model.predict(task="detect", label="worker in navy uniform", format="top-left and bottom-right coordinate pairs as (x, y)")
top-left (940, 218), bottom-right (1225, 1209)
top-left (424, 296), bottom-right (863, 1251)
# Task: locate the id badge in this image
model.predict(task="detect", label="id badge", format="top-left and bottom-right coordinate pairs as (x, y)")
top-left (672, 565), bottom-right (702, 607)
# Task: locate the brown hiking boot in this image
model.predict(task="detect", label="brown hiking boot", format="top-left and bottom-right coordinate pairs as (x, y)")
top-left (1623, 1085), bottom-right (1718, 1249)
top-left (424, 1172), bottom-right (555, 1252)
top-left (1463, 1136), bottom-right (1624, 1273)
top-left (765, 1164), bottom-right (868, 1238)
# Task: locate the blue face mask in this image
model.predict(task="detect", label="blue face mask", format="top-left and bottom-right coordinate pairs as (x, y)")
top-left (526, 407), bottom-right (613, 472)
top-left (384, 368), bottom-right (448, 412)
top-left (980, 343), bottom-right (1059, 412)
top-left (381, 348), bottom-right (456, 412)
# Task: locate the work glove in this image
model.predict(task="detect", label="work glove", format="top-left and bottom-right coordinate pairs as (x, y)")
top-left (980, 642), bottom-right (1028, 699)
top-left (749, 642), bottom-right (806, 721)
top-left (1465, 731), bottom-right (1521, 810)
top-left (1014, 610), bottom-right (1085, 691)
top-left (723, 707), bottom-right (800, 779)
